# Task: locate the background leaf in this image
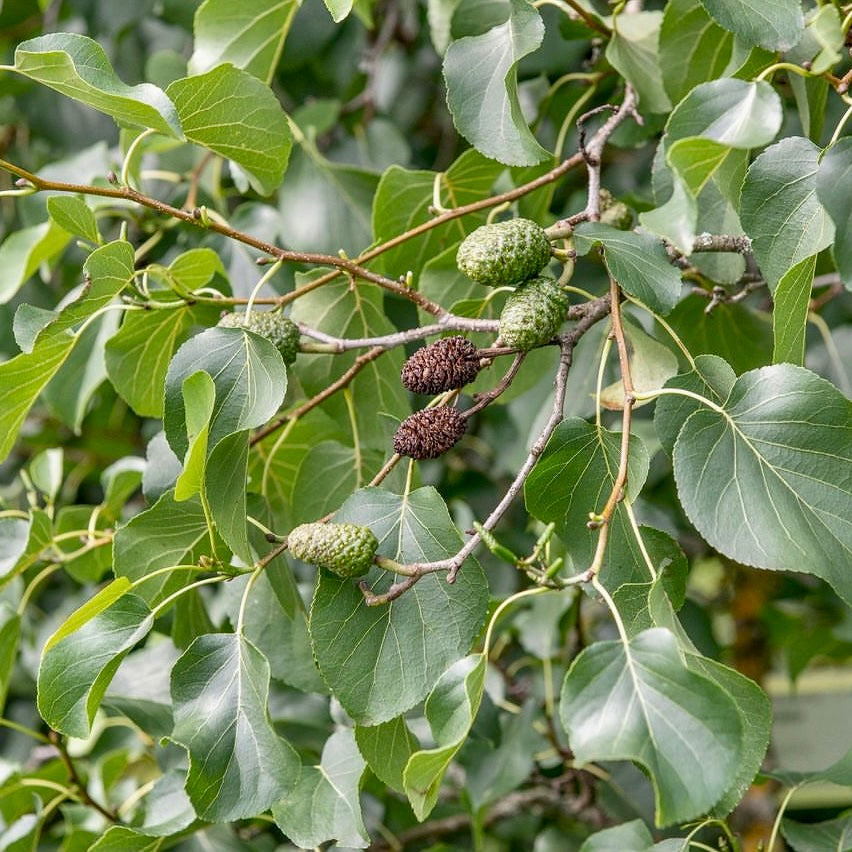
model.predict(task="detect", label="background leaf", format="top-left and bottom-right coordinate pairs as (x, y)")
top-left (189, 0), bottom-right (299, 83)
top-left (0, 221), bottom-right (71, 305)
top-left (673, 364), bottom-right (852, 602)
top-left (698, 0), bottom-right (804, 51)
top-left (443, 0), bottom-right (549, 165)
top-left (659, 0), bottom-right (733, 104)
top-left (606, 12), bottom-right (670, 114)
top-left (170, 633), bottom-right (299, 821)
top-left (816, 137), bottom-right (852, 290)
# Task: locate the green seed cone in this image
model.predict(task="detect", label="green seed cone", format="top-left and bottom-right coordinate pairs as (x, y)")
top-left (287, 522), bottom-right (378, 578)
top-left (456, 218), bottom-right (551, 287)
top-left (499, 275), bottom-right (571, 350)
top-left (218, 310), bottom-right (301, 365)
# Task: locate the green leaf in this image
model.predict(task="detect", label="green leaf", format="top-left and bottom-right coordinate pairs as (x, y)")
top-left (0, 519), bottom-right (32, 581)
top-left (89, 827), bottom-right (164, 852)
top-left (525, 418), bottom-right (650, 570)
top-left (0, 240), bottom-right (134, 463)
top-left (355, 716), bottom-right (419, 794)
top-left (372, 149), bottom-right (502, 279)
top-left (105, 302), bottom-right (220, 418)
top-left (659, 0), bottom-right (733, 105)
top-left (206, 430), bottom-right (252, 563)
top-left (166, 64), bottom-right (292, 195)
top-left (163, 326), bottom-right (288, 462)
top-left (773, 255), bottom-right (815, 366)
top-left (782, 814), bottom-right (852, 852)
top-left (739, 136), bottom-right (834, 291)
top-left (443, 0), bottom-right (549, 166)
top-left (606, 12), bottom-right (670, 114)
top-left (672, 364), bottom-right (852, 602)
top-left (0, 510), bottom-right (52, 588)
top-left (161, 247), bottom-right (227, 293)
top-left (12, 33), bottom-right (181, 136)
top-left (816, 137), bottom-right (852, 290)
top-left (37, 583), bottom-right (153, 738)
top-left (189, 0), bottom-right (299, 83)
top-left (0, 220), bottom-right (72, 304)
top-left (309, 486), bottom-right (489, 724)
top-left (404, 654), bottom-right (487, 819)
top-left (0, 603), bottom-right (21, 711)
top-left (322, 0), bottom-right (355, 23)
top-left (605, 527), bottom-right (689, 607)
top-left (573, 223), bottom-right (682, 315)
top-left (42, 300), bottom-right (120, 432)
top-left (170, 633), bottom-right (299, 821)
top-left (174, 371), bottom-right (216, 501)
top-left (666, 79), bottom-right (781, 162)
top-left (113, 490), bottom-right (216, 605)
top-left (691, 655), bottom-right (770, 817)
top-left (768, 745), bottom-right (852, 787)
top-left (579, 820), bottom-right (656, 852)
top-left (272, 729), bottom-right (369, 848)
top-left (276, 143), bottom-right (379, 255)
top-left (698, 0), bottom-right (804, 51)
top-left (560, 627), bottom-right (742, 826)
top-left (46, 196), bottom-right (101, 245)
top-left (654, 354), bottom-right (736, 457)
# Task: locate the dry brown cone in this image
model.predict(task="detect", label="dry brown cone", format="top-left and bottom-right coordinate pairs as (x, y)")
top-left (392, 406), bottom-right (468, 459)
top-left (400, 336), bottom-right (481, 395)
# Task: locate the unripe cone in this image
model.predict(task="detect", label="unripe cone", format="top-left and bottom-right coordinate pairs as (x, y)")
top-left (456, 218), bottom-right (551, 287)
top-left (393, 406), bottom-right (467, 459)
top-left (218, 310), bottom-right (301, 365)
top-left (499, 275), bottom-right (570, 350)
top-left (401, 336), bottom-right (481, 395)
top-left (287, 522), bottom-right (378, 578)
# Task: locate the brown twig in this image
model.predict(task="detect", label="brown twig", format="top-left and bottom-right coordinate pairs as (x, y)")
top-left (49, 731), bottom-right (120, 823)
top-left (250, 346), bottom-right (386, 445)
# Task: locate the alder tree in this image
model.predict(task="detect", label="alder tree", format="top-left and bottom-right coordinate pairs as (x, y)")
top-left (0, 0), bottom-right (850, 848)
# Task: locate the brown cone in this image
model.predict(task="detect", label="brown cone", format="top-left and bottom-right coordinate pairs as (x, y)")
top-left (393, 406), bottom-right (468, 459)
top-left (401, 336), bottom-right (481, 395)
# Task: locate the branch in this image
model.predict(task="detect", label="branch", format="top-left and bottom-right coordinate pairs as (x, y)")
top-left (250, 346), bottom-right (385, 445)
top-left (549, 86), bottom-right (640, 234)
top-left (361, 295), bottom-right (612, 601)
top-left (49, 731), bottom-right (120, 824)
top-left (0, 158), bottom-right (448, 315)
top-left (297, 315), bottom-right (500, 351)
